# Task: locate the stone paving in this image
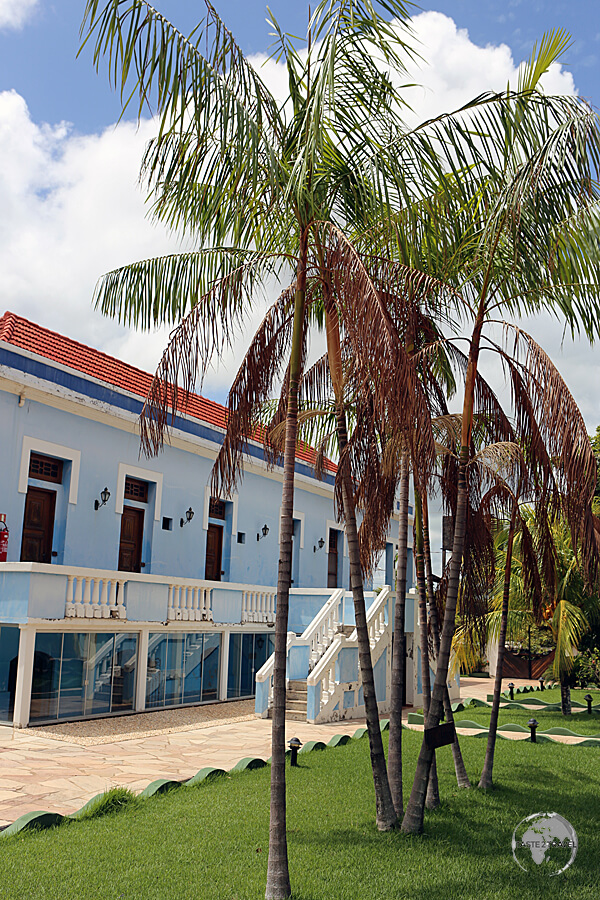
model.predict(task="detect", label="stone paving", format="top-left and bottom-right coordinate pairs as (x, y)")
top-left (0, 677), bottom-right (580, 828)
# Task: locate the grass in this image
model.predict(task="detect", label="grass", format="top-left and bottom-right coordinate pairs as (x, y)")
top-left (452, 707), bottom-right (600, 734)
top-left (497, 688), bottom-right (600, 705)
top-left (1, 729), bottom-right (598, 899)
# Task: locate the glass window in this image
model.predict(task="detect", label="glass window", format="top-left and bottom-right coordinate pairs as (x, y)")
top-left (58, 633), bottom-right (87, 720)
top-left (163, 634), bottom-right (185, 706)
top-left (182, 633), bottom-right (204, 705)
top-left (240, 633), bottom-right (254, 697)
top-left (201, 634), bottom-right (220, 701)
top-left (112, 633), bottom-right (137, 711)
top-left (146, 634), bottom-right (167, 709)
top-left (30, 633), bottom-right (62, 722)
top-left (227, 633), bottom-right (242, 699)
top-left (86, 633), bottom-right (114, 716)
top-left (0, 626), bottom-right (20, 723)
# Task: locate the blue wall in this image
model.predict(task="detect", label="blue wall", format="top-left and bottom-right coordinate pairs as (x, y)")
top-left (0, 360), bottom-right (359, 589)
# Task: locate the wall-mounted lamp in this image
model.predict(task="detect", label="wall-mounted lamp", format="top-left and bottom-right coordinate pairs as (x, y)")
top-left (180, 507), bottom-right (194, 528)
top-left (94, 487), bottom-right (111, 510)
top-left (257, 524), bottom-right (269, 541)
top-left (313, 537), bottom-right (325, 553)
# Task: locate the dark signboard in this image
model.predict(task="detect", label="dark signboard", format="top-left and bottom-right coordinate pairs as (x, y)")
top-left (424, 722), bottom-right (456, 750)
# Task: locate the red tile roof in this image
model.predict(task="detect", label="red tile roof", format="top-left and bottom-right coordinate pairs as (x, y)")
top-left (0, 311), bottom-right (336, 474)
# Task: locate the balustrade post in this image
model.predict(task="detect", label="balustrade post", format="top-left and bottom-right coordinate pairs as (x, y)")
top-left (91, 578), bottom-right (101, 617)
top-left (100, 580), bottom-right (110, 617)
top-left (65, 575), bottom-right (75, 616)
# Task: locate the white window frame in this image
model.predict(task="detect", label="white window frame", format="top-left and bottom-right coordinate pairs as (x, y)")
top-left (115, 462), bottom-right (163, 521)
top-left (18, 436), bottom-right (81, 505)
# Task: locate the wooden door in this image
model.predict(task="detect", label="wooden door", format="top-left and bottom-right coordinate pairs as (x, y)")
top-left (204, 523), bottom-right (223, 581)
top-left (327, 530), bottom-right (339, 588)
top-left (118, 506), bottom-right (144, 572)
top-left (20, 488), bottom-right (56, 562)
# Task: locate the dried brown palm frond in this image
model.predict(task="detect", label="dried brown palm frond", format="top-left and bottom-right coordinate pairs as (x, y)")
top-left (498, 324), bottom-right (599, 581)
top-left (209, 281), bottom-right (307, 497)
top-left (315, 223), bottom-right (437, 490)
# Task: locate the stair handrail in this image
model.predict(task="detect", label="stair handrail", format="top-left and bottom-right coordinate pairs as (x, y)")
top-left (300, 587), bottom-right (345, 666)
top-left (306, 632), bottom-right (345, 687)
top-left (347, 585), bottom-right (391, 643)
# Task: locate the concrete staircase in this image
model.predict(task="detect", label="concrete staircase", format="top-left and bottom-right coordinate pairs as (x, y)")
top-left (286, 680), bottom-right (308, 721)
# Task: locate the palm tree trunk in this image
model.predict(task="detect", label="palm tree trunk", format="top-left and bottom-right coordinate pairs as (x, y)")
top-left (265, 230), bottom-right (308, 900)
top-left (388, 449), bottom-right (409, 817)
top-left (560, 681), bottom-right (572, 715)
top-left (414, 489), bottom-right (439, 809)
top-left (422, 493), bottom-right (470, 789)
top-left (479, 507), bottom-right (517, 789)
top-left (324, 303), bottom-right (397, 830)
top-left (402, 304), bottom-right (485, 834)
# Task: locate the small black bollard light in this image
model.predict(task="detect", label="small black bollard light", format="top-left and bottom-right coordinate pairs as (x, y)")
top-left (527, 718), bottom-right (539, 743)
top-left (539, 677), bottom-right (545, 691)
top-left (584, 693), bottom-right (593, 715)
top-left (508, 682), bottom-right (515, 701)
top-left (288, 736), bottom-right (302, 767)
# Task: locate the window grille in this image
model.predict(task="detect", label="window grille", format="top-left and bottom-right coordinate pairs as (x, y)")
top-left (124, 477), bottom-right (149, 502)
top-left (29, 453), bottom-right (63, 484)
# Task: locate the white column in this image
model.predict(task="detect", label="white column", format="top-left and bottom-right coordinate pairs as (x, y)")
top-left (135, 629), bottom-right (149, 712)
top-left (219, 628), bottom-right (230, 701)
top-left (13, 626), bottom-right (36, 728)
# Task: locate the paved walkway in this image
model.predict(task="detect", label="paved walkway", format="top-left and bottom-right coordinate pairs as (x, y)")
top-left (0, 677), bottom-right (572, 828)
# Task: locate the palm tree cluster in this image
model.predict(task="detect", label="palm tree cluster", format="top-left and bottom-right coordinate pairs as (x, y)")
top-left (81, 2), bottom-right (600, 895)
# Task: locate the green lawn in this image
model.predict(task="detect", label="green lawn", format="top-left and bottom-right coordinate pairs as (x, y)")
top-left (495, 688), bottom-right (600, 705)
top-left (452, 707), bottom-right (600, 735)
top-left (1, 729), bottom-right (598, 899)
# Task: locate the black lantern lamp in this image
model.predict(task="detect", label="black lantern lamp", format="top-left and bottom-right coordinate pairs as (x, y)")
top-left (539, 677), bottom-right (545, 691)
top-left (180, 507), bottom-right (194, 528)
top-left (94, 487), bottom-right (111, 510)
top-left (527, 718), bottom-right (539, 743)
top-left (313, 537), bottom-right (325, 553)
top-left (584, 693), bottom-right (594, 715)
top-left (508, 682), bottom-right (515, 701)
top-left (288, 736), bottom-right (302, 767)
top-left (257, 524), bottom-right (269, 541)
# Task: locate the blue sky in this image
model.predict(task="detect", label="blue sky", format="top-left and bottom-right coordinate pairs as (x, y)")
top-left (0, 0), bottom-right (599, 435)
top-left (1, 1), bottom-right (598, 133)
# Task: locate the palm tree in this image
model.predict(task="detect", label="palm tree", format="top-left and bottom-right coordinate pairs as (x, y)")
top-left (81, 2), bottom-right (422, 891)
top-left (384, 41), bottom-right (600, 833)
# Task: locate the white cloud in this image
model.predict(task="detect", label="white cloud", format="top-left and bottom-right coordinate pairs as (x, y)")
top-left (0, 0), bottom-right (38, 30)
top-left (0, 11), bottom-right (597, 429)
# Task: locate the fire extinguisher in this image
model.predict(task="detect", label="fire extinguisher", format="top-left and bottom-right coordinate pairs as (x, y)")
top-left (0, 514), bottom-right (8, 562)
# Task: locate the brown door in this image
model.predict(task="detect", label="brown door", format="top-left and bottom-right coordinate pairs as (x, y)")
top-left (20, 488), bottom-right (56, 562)
top-left (327, 530), bottom-right (339, 588)
top-left (118, 506), bottom-right (144, 572)
top-left (205, 523), bottom-right (223, 581)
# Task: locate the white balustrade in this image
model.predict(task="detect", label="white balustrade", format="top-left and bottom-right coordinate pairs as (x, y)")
top-left (301, 588), bottom-right (344, 668)
top-left (167, 584), bottom-right (212, 621)
top-left (65, 573), bottom-right (126, 619)
top-left (242, 589), bottom-right (276, 624)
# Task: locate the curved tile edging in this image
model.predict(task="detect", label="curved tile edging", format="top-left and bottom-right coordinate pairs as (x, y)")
top-left (0, 720), bottom-right (389, 838)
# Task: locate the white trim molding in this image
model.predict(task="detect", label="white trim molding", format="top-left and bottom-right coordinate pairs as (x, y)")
top-left (18, 436), bottom-right (81, 504)
top-left (203, 488), bottom-right (238, 533)
top-left (115, 463), bottom-right (163, 521)
top-left (279, 508), bottom-right (305, 549)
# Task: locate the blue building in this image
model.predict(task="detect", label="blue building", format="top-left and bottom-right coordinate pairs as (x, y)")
top-left (0, 312), bottom-right (429, 729)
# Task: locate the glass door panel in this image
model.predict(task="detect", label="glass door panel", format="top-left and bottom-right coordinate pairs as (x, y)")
top-left (201, 634), bottom-right (220, 701)
top-left (182, 633), bottom-right (204, 704)
top-left (112, 634), bottom-right (137, 711)
top-left (30, 633), bottom-right (63, 722)
top-left (146, 634), bottom-right (167, 708)
top-left (58, 633), bottom-right (88, 719)
top-left (164, 634), bottom-right (185, 706)
top-left (85, 633), bottom-right (114, 716)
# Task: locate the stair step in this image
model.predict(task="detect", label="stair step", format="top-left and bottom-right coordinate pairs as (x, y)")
top-left (287, 689), bottom-right (307, 701)
top-left (285, 709), bottom-right (307, 721)
top-left (339, 625), bottom-right (354, 636)
top-left (287, 698), bottom-right (308, 712)
top-left (288, 680), bottom-right (308, 691)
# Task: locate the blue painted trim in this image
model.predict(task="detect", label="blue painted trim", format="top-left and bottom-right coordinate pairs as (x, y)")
top-left (0, 347), bottom-right (335, 486)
